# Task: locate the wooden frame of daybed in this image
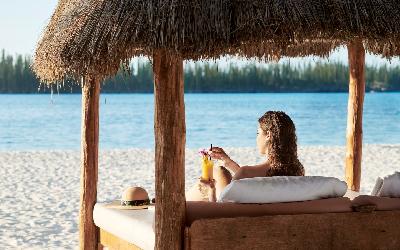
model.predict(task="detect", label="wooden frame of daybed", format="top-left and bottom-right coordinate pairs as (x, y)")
top-left (98, 209), bottom-right (400, 250)
top-left (186, 210), bottom-right (400, 250)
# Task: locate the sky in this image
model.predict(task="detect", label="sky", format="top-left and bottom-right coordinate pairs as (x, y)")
top-left (0, 1), bottom-right (398, 67)
top-left (0, 1), bottom-right (58, 55)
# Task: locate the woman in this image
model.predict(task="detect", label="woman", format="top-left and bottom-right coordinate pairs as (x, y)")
top-left (188, 111), bottom-right (304, 202)
top-left (212, 111), bottom-right (305, 180)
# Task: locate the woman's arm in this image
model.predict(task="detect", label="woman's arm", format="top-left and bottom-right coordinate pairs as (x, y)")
top-left (200, 179), bottom-right (217, 202)
top-left (208, 185), bottom-right (217, 202)
top-left (210, 147), bottom-right (241, 173)
top-left (222, 157), bottom-right (241, 173)
top-left (232, 165), bottom-right (269, 180)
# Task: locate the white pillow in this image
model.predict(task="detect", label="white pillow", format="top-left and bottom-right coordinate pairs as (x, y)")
top-left (373, 172), bottom-right (400, 198)
top-left (371, 177), bottom-right (383, 196)
top-left (218, 176), bottom-right (347, 203)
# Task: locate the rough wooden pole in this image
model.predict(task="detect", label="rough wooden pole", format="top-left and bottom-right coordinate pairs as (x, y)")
top-left (153, 50), bottom-right (186, 250)
top-left (345, 40), bottom-right (365, 192)
top-left (79, 75), bottom-right (100, 250)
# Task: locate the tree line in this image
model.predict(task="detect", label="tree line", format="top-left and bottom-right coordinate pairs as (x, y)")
top-left (0, 49), bottom-right (399, 93)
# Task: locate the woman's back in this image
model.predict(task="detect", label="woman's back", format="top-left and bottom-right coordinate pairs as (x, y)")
top-left (266, 161), bottom-right (305, 177)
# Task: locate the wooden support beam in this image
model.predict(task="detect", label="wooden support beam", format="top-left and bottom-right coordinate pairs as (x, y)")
top-left (153, 50), bottom-right (186, 250)
top-left (79, 75), bottom-right (100, 250)
top-left (345, 40), bottom-right (365, 192)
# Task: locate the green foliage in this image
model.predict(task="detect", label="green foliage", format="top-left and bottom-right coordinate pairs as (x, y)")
top-left (0, 49), bottom-right (399, 93)
top-left (0, 49), bottom-right (39, 93)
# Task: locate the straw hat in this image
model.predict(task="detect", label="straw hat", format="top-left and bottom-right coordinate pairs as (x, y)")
top-left (105, 187), bottom-right (154, 210)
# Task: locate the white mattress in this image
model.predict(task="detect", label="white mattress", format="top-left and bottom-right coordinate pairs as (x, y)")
top-left (93, 203), bottom-right (155, 250)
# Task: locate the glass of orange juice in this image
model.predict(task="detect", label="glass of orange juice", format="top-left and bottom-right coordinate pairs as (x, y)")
top-left (199, 148), bottom-right (214, 181)
top-left (201, 156), bottom-right (214, 181)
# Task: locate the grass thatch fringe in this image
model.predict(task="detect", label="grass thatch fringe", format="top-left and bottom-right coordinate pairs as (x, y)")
top-left (33, 0), bottom-right (400, 84)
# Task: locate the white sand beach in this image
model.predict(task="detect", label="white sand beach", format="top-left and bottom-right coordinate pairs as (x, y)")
top-left (0, 145), bottom-right (399, 249)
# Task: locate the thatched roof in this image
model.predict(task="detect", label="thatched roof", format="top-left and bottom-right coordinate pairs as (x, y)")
top-left (33, 0), bottom-right (400, 83)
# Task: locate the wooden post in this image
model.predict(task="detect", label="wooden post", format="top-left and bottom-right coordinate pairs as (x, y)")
top-left (153, 50), bottom-right (186, 249)
top-left (79, 75), bottom-right (100, 250)
top-left (345, 40), bottom-right (365, 192)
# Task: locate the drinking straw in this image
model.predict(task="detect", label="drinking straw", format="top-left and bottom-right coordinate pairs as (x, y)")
top-left (210, 144), bottom-right (212, 160)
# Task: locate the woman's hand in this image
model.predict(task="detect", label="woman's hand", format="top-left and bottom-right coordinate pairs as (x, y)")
top-left (200, 178), bottom-right (216, 189)
top-left (209, 146), bottom-right (230, 162)
top-left (199, 179), bottom-right (217, 202)
top-left (210, 146), bottom-right (241, 174)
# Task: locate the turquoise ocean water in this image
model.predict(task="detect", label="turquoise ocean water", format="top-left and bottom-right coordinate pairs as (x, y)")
top-left (0, 93), bottom-right (399, 150)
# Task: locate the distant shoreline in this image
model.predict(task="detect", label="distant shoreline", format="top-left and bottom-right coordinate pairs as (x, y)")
top-left (1, 144), bottom-right (399, 153)
top-left (1, 50), bottom-right (400, 93)
top-left (0, 90), bottom-right (399, 94)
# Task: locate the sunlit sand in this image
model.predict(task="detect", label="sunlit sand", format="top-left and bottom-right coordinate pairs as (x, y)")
top-left (0, 145), bottom-right (399, 249)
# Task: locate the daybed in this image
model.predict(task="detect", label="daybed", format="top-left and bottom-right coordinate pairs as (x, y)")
top-left (96, 196), bottom-right (400, 250)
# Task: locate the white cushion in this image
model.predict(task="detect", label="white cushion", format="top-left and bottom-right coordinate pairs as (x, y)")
top-left (93, 203), bottom-right (155, 250)
top-left (218, 176), bottom-right (347, 203)
top-left (371, 177), bottom-right (384, 196)
top-left (373, 172), bottom-right (400, 198)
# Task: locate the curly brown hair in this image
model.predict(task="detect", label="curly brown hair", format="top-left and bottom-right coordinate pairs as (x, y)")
top-left (258, 111), bottom-right (305, 176)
